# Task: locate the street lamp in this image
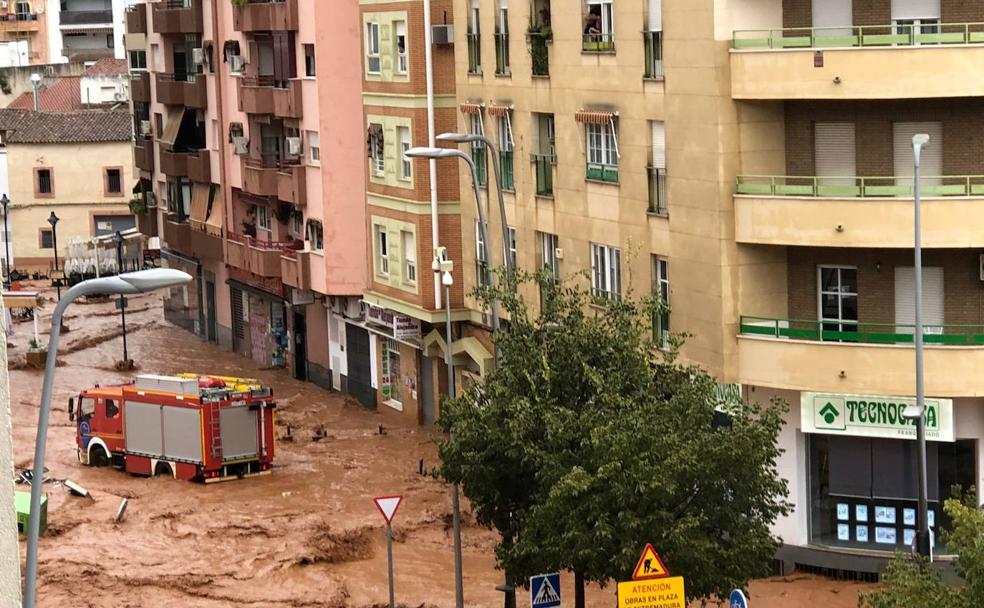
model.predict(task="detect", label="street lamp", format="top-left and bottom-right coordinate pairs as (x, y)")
top-left (440, 260), bottom-right (464, 608)
top-left (902, 132), bottom-right (932, 560)
top-left (436, 132), bottom-right (514, 277)
top-left (47, 212), bottom-right (60, 299)
top-left (23, 269), bottom-right (193, 608)
top-left (30, 72), bottom-right (41, 112)
top-left (113, 231), bottom-right (130, 367)
top-left (1, 193), bottom-right (10, 289)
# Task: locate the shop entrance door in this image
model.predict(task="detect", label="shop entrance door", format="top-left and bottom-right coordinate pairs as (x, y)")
top-left (346, 326), bottom-right (376, 409)
top-left (293, 310), bottom-right (307, 381)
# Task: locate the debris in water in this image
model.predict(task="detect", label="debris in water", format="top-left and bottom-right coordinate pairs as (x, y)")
top-left (64, 480), bottom-right (88, 497)
top-left (313, 424), bottom-right (327, 442)
top-left (115, 498), bottom-right (128, 523)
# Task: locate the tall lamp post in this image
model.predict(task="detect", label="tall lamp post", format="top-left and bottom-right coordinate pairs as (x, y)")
top-left (46, 212), bottom-right (60, 299)
top-left (902, 133), bottom-right (932, 559)
top-left (22, 269), bottom-right (193, 608)
top-left (1, 194), bottom-right (10, 289)
top-left (113, 231), bottom-right (130, 366)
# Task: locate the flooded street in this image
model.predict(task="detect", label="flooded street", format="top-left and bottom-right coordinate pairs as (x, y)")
top-left (7, 287), bottom-right (874, 607)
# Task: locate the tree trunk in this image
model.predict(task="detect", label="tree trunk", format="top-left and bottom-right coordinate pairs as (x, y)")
top-left (575, 570), bottom-right (585, 608)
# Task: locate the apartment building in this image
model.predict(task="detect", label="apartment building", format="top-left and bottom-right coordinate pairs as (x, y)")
top-left (0, 0), bottom-right (52, 65)
top-left (0, 0), bottom-right (134, 66)
top-left (451, 0), bottom-right (984, 575)
top-left (127, 0), bottom-right (365, 389)
top-left (358, 0), bottom-right (465, 423)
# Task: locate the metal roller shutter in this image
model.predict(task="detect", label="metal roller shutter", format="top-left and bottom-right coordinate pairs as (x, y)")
top-left (812, 0), bottom-right (853, 35)
top-left (346, 325), bottom-right (376, 410)
top-left (891, 0), bottom-right (940, 21)
top-left (894, 267), bottom-right (944, 332)
top-left (815, 122), bottom-right (856, 188)
top-left (231, 287), bottom-right (249, 357)
top-left (648, 0), bottom-right (662, 31)
top-left (651, 122), bottom-right (665, 169)
top-left (894, 122), bottom-right (942, 186)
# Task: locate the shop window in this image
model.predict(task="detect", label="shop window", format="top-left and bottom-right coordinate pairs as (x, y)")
top-left (381, 337), bottom-right (402, 404)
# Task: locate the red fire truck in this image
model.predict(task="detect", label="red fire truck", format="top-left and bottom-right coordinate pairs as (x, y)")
top-left (69, 374), bottom-right (276, 482)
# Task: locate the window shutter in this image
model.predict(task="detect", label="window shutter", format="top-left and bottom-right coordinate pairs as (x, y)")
top-left (891, 0), bottom-right (940, 21)
top-left (648, 0), bottom-right (662, 31)
top-left (893, 121), bottom-right (942, 186)
top-left (894, 266), bottom-right (944, 330)
top-left (812, 0), bottom-right (852, 34)
top-left (815, 122), bottom-right (856, 187)
top-left (651, 122), bottom-right (666, 169)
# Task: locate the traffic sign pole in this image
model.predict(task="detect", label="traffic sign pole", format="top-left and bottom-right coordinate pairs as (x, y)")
top-left (386, 522), bottom-right (395, 608)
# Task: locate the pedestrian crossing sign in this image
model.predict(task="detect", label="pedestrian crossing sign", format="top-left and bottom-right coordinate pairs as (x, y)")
top-left (632, 544), bottom-right (670, 580)
top-left (530, 573), bottom-right (561, 608)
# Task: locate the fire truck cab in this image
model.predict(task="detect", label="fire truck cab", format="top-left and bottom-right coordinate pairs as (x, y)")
top-left (70, 374), bottom-right (276, 482)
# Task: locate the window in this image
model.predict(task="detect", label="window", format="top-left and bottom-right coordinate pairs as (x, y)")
top-left (154, 113), bottom-right (163, 139)
top-left (381, 337), bottom-right (402, 404)
top-left (586, 121), bottom-right (618, 182)
top-left (166, 177), bottom-right (191, 220)
top-left (395, 21), bottom-right (408, 74)
top-left (368, 123), bottom-right (384, 176)
top-left (505, 225), bottom-right (517, 270)
top-left (375, 225), bottom-right (389, 275)
top-left (494, 1), bottom-right (510, 75)
top-left (128, 50), bottom-right (147, 71)
top-left (470, 112), bottom-right (487, 186)
top-left (402, 231), bottom-right (416, 283)
top-left (256, 205), bottom-right (272, 236)
top-left (538, 232), bottom-right (559, 280)
top-left (105, 167), bottom-right (122, 195)
top-left (818, 266), bottom-right (858, 334)
top-left (467, 0), bottom-right (481, 74)
top-left (476, 220), bottom-right (489, 287)
top-left (648, 121), bottom-right (667, 214)
top-left (290, 211), bottom-right (303, 238)
top-left (498, 112), bottom-right (514, 190)
top-left (308, 130), bottom-right (320, 165)
top-left (40, 229), bottom-right (53, 249)
top-left (105, 400), bottom-right (119, 418)
top-left (654, 256), bottom-right (670, 347)
top-left (584, 0), bottom-right (615, 50)
top-left (36, 168), bottom-right (53, 196)
top-left (398, 126), bottom-right (412, 180)
top-left (304, 44), bottom-right (316, 77)
top-left (366, 22), bottom-right (381, 74)
top-left (306, 220), bottom-right (324, 251)
top-left (591, 243), bottom-right (621, 301)
top-left (15, 1), bottom-right (30, 19)
top-left (80, 398), bottom-right (95, 418)
top-left (106, 34), bottom-right (113, 48)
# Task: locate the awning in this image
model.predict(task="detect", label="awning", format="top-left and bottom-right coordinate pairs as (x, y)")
top-left (159, 107), bottom-right (185, 147)
top-left (422, 329), bottom-right (494, 377)
top-left (205, 186), bottom-right (224, 237)
top-left (189, 182), bottom-right (210, 230)
top-left (459, 103), bottom-right (483, 115)
top-left (575, 110), bottom-right (617, 124)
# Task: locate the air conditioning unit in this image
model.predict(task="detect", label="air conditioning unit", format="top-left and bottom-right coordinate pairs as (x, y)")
top-left (286, 137), bottom-right (302, 156)
top-left (113, 91), bottom-right (126, 102)
top-left (229, 55), bottom-right (245, 73)
top-left (191, 47), bottom-right (204, 66)
top-left (343, 298), bottom-right (362, 319)
top-left (555, 247), bottom-right (564, 260)
top-left (139, 120), bottom-right (152, 136)
top-left (432, 24), bottom-right (454, 45)
top-left (232, 136), bottom-right (248, 155)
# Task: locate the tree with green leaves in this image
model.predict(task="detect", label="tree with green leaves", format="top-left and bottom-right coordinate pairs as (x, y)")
top-left (859, 490), bottom-right (981, 608)
top-left (437, 271), bottom-right (790, 606)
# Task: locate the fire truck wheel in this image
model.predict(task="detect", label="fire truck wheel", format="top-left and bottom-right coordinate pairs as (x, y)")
top-left (89, 445), bottom-right (110, 467)
top-left (154, 462), bottom-right (174, 478)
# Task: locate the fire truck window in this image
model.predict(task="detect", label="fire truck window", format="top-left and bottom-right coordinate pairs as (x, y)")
top-left (105, 400), bottom-right (119, 418)
top-left (80, 398), bottom-right (96, 417)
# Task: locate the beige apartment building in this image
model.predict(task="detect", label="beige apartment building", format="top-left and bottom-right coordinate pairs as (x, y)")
top-left (449, 0), bottom-right (984, 574)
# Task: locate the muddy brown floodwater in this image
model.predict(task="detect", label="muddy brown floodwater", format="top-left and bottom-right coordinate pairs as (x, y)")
top-left (5, 285), bottom-right (876, 607)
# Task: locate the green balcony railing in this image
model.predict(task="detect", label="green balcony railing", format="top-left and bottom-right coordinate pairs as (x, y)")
top-left (587, 162), bottom-right (618, 183)
top-left (644, 30), bottom-right (663, 79)
top-left (532, 153), bottom-right (554, 196)
top-left (733, 22), bottom-right (984, 50)
top-left (736, 175), bottom-right (984, 198)
top-left (494, 32), bottom-right (510, 75)
top-left (499, 149), bottom-right (514, 190)
top-left (740, 316), bottom-right (984, 345)
top-left (583, 32), bottom-right (615, 52)
top-left (528, 31), bottom-right (550, 76)
top-left (467, 32), bottom-right (481, 74)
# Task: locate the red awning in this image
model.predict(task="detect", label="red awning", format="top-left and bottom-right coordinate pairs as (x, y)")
top-left (575, 110), bottom-right (616, 125)
top-left (459, 103), bottom-right (482, 115)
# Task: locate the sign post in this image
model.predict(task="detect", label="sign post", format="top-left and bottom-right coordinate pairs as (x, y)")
top-left (729, 589), bottom-right (749, 608)
top-left (617, 545), bottom-right (686, 608)
top-left (530, 573), bottom-right (561, 608)
top-left (374, 495), bottom-right (403, 608)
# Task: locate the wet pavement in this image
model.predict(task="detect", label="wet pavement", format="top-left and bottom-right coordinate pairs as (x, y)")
top-left (6, 285), bottom-right (875, 607)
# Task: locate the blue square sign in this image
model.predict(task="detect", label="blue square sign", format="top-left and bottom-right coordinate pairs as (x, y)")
top-left (530, 573), bottom-right (561, 608)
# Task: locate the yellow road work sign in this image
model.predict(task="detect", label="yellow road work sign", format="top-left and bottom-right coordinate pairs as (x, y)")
top-left (617, 577), bottom-right (686, 608)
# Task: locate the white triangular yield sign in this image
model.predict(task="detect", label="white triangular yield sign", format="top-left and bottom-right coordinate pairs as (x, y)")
top-left (533, 578), bottom-right (560, 604)
top-left (374, 495), bottom-right (403, 524)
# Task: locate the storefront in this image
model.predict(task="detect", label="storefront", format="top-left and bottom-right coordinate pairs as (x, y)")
top-left (363, 302), bottom-right (425, 421)
top-left (161, 250), bottom-right (202, 337)
top-left (802, 391), bottom-right (972, 553)
top-left (227, 275), bottom-right (288, 370)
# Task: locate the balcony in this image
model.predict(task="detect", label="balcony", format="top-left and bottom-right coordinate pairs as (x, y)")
top-left (241, 158), bottom-right (306, 205)
top-left (527, 31), bottom-right (550, 77)
top-left (159, 146), bottom-right (211, 183)
top-left (60, 9), bottom-right (113, 27)
top-left (731, 23), bottom-right (984, 100)
top-left (152, 0), bottom-right (203, 34)
top-left (232, 0), bottom-right (299, 32)
top-left (131, 72), bottom-right (150, 103)
top-left (163, 218), bottom-right (192, 254)
top-left (190, 228), bottom-right (223, 261)
top-left (0, 13), bottom-right (41, 32)
top-left (647, 166), bottom-right (667, 215)
top-left (227, 234), bottom-right (301, 278)
top-left (136, 210), bottom-right (158, 238)
top-left (532, 153), bottom-right (554, 196)
top-left (238, 77), bottom-right (303, 118)
top-left (582, 32), bottom-right (615, 53)
top-left (125, 3), bottom-right (147, 34)
top-left (154, 73), bottom-right (206, 108)
top-left (735, 174), bottom-right (984, 248)
top-left (738, 317), bottom-right (984, 397)
top-left (643, 31), bottom-right (663, 79)
top-left (494, 32), bottom-right (510, 76)
top-left (281, 249), bottom-right (311, 290)
top-left (134, 138), bottom-right (154, 172)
